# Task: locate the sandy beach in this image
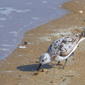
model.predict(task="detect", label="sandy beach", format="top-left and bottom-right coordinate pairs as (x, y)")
top-left (0, 0), bottom-right (85, 85)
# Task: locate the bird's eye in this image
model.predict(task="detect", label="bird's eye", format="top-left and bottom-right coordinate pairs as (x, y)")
top-left (42, 60), bottom-right (44, 62)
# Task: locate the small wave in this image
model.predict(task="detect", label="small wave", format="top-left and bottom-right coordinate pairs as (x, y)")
top-left (42, 1), bottom-right (48, 4)
top-left (1, 44), bottom-right (14, 47)
top-left (0, 7), bottom-right (31, 15)
top-left (0, 17), bottom-right (6, 21)
top-left (32, 17), bottom-right (40, 20)
top-left (0, 48), bottom-right (9, 51)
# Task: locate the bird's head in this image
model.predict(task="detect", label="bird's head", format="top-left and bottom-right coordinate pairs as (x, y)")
top-left (37, 53), bottom-right (51, 70)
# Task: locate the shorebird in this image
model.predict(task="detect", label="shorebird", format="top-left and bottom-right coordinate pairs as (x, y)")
top-left (37, 31), bottom-right (85, 70)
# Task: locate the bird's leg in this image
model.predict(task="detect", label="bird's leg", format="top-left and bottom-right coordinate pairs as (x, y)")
top-left (56, 61), bottom-right (62, 66)
top-left (62, 59), bottom-right (68, 69)
top-left (70, 52), bottom-right (74, 57)
top-left (57, 61), bottom-right (60, 65)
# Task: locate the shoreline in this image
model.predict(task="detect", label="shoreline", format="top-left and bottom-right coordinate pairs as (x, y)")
top-left (0, 0), bottom-right (85, 85)
top-left (0, 0), bottom-right (69, 60)
top-left (0, 0), bottom-right (71, 60)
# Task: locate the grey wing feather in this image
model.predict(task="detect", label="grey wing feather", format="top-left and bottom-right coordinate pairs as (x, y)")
top-left (48, 36), bottom-right (80, 57)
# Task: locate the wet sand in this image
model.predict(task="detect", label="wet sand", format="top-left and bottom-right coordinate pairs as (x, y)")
top-left (0, 0), bottom-right (85, 85)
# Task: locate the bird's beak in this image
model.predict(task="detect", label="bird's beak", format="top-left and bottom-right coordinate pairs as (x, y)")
top-left (37, 63), bottom-right (42, 71)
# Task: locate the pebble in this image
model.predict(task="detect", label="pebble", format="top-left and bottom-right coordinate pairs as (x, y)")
top-left (24, 41), bottom-right (28, 45)
top-left (50, 80), bottom-right (54, 83)
top-left (33, 72), bottom-right (39, 75)
top-left (79, 10), bottom-right (83, 14)
top-left (33, 68), bottom-right (48, 76)
top-left (35, 61), bottom-right (39, 63)
top-left (18, 75), bottom-right (22, 78)
top-left (62, 78), bottom-right (67, 82)
top-left (39, 69), bottom-right (48, 72)
top-left (33, 69), bottom-right (48, 76)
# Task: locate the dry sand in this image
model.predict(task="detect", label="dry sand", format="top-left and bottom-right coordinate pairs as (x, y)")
top-left (0, 0), bottom-right (85, 85)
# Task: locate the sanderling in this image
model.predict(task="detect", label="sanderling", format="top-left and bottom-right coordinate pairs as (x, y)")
top-left (37, 31), bottom-right (85, 70)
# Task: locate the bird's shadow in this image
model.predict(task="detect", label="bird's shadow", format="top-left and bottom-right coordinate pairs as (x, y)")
top-left (17, 64), bottom-right (52, 72)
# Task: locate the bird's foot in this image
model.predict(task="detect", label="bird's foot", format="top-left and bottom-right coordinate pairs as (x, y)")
top-left (58, 65), bottom-right (65, 69)
top-left (56, 61), bottom-right (62, 66)
top-left (70, 52), bottom-right (74, 57)
top-left (56, 63), bottom-right (62, 66)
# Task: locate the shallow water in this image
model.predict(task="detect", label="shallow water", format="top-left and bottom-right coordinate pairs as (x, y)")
top-left (0, 0), bottom-right (70, 59)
